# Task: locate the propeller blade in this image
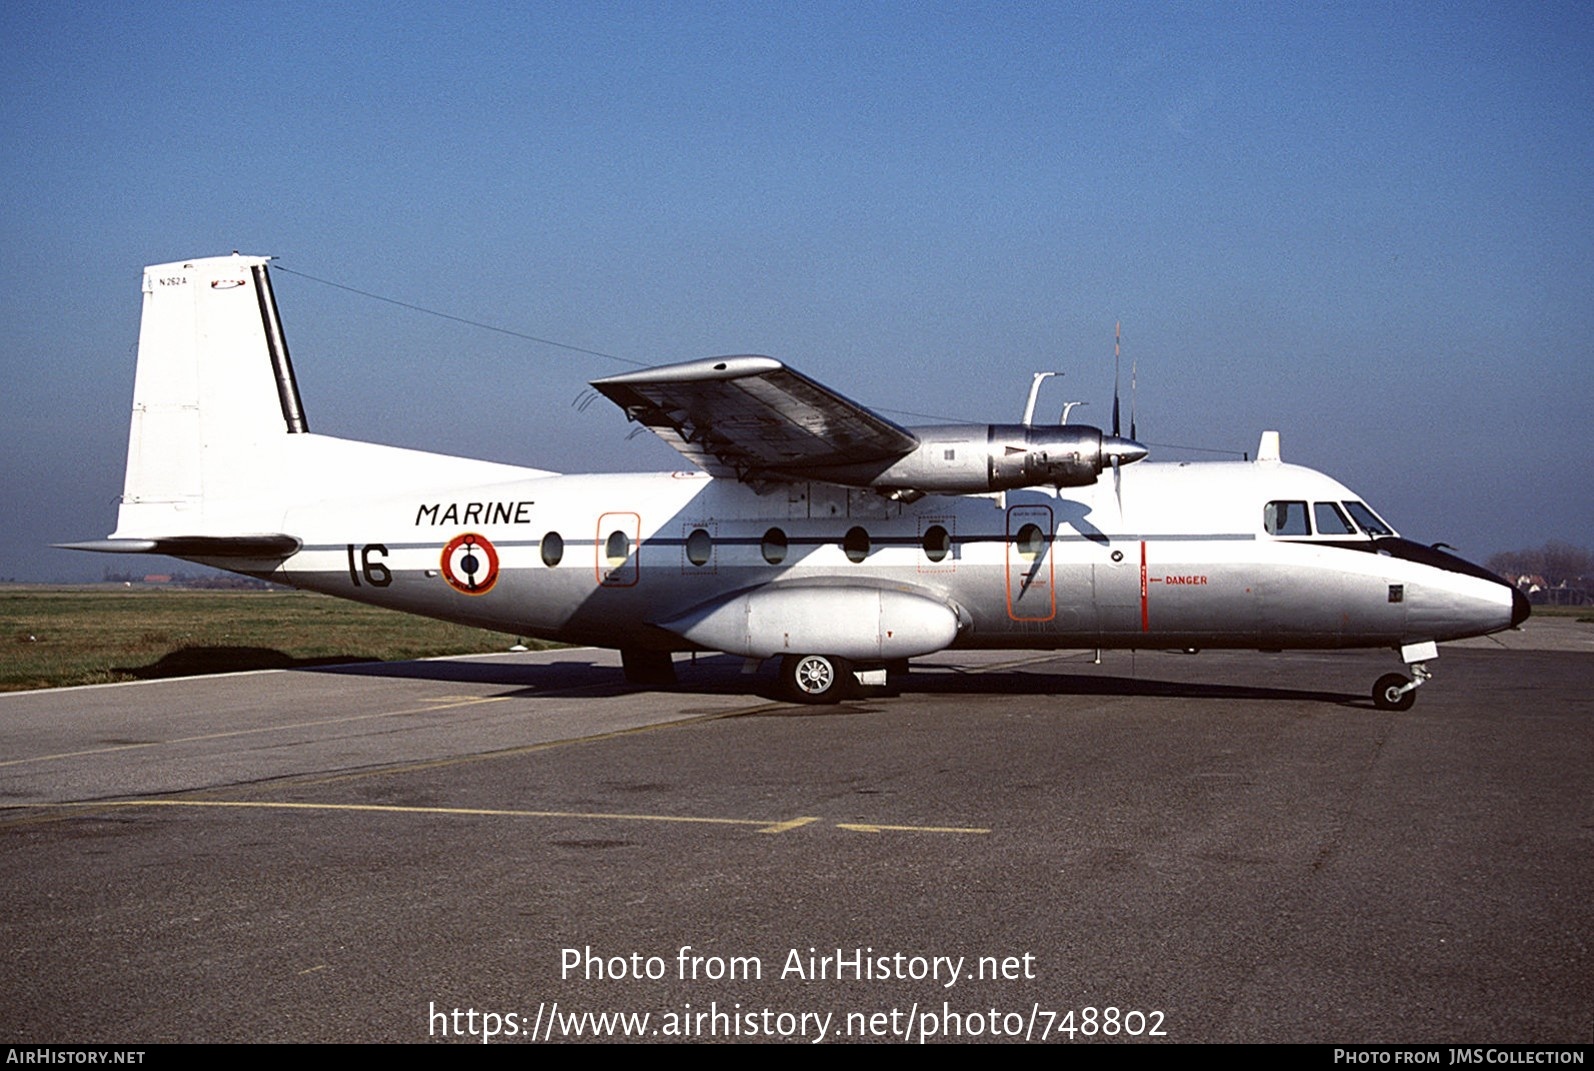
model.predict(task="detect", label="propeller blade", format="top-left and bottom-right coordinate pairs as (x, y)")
top-left (1130, 357), bottom-right (1138, 441)
top-left (1112, 321), bottom-right (1122, 438)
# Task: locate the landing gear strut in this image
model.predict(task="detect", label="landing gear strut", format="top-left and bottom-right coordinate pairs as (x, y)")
top-left (1372, 641), bottom-right (1436, 711)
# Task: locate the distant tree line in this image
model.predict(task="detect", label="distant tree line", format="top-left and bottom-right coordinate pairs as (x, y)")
top-left (1486, 541), bottom-right (1591, 605)
top-left (100, 568), bottom-right (274, 590)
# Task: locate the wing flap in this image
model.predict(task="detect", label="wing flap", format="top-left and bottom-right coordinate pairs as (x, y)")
top-left (591, 356), bottom-right (918, 483)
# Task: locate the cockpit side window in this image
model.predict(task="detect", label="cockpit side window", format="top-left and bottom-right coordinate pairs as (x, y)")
top-left (1343, 501), bottom-right (1394, 536)
top-left (1313, 501), bottom-right (1357, 535)
top-left (1264, 500), bottom-right (1310, 536)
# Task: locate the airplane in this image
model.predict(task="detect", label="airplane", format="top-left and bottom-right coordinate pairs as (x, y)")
top-left (63, 253), bottom-right (1529, 708)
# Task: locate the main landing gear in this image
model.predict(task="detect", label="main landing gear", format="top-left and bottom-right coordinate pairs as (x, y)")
top-left (1371, 641), bottom-right (1437, 711)
top-left (778, 655), bottom-right (900, 703)
top-left (781, 653), bottom-right (853, 703)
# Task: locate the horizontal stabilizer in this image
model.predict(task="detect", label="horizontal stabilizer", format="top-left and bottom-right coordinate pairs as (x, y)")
top-left (57, 535), bottom-right (302, 558)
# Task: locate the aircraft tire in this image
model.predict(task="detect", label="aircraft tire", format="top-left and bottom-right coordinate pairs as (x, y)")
top-left (1372, 673), bottom-right (1417, 711)
top-left (781, 654), bottom-right (851, 704)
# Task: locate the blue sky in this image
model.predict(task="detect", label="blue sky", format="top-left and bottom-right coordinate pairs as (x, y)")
top-left (2, 2), bottom-right (1590, 580)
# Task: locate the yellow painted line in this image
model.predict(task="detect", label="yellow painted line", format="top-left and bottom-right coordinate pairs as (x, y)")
top-left (38, 798), bottom-right (806, 831)
top-left (835, 822), bottom-right (990, 835)
top-left (0, 695), bottom-right (511, 769)
top-left (24, 800), bottom-right (984, 837)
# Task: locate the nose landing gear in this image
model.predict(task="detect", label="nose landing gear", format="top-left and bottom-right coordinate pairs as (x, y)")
top-left (1372, 641), bottom-right (1437, 711)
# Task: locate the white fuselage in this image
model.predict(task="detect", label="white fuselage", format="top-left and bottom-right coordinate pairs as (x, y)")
top-left (232, 455), bottom-right (1517, 658)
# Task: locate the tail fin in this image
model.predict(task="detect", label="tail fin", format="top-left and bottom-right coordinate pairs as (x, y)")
top-left (62, 252), bottom-right (554, 558)
top-left (113, 254), bottom-right (307, 538)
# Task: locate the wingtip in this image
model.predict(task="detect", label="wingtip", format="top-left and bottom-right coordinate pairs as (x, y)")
top-left (591, 354), bottom-right (784, 387)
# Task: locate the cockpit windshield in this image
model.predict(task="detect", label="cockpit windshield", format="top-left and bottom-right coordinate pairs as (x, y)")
top-left (1314, 502), bottom-right (1357, 535)
top-left (1263, 501), bottom-right (1310, 536)
top-left (1342, 500), bottom-right (1395, 536)
top-left (1264, 499), bottom-right (1399, 538)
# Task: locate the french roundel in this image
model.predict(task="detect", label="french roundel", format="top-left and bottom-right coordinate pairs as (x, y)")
top-left (440, 532), bottom-right (499, 595)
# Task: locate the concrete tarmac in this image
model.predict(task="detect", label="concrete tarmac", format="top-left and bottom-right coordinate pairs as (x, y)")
top-left (2, 622), bottom-right (1590, 1043)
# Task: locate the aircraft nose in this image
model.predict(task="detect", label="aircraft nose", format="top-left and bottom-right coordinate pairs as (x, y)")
top-left (1510, 585), bottom-right (1531, 628)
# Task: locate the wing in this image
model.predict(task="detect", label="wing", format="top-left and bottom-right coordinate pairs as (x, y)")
top-left (590, 356), bottom-right (919, 485)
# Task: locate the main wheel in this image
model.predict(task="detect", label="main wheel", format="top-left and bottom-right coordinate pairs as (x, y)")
top-left (1373, 673), bottom-right (1416, 711)
top-left (781, 654), bottom-right (852, 704)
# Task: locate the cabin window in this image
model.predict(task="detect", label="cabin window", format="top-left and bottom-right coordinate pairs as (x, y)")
top-left (761, 527), bottom-right (787, 565)
top-left (922, 524), bottom-right (951, 562)
top-left (1014, 522), bottom-right (1046, 560)
top-left (685, 527), bottom-right (712, 566)
top-left (605, 530), bottom-right (630, 566)
top-left (843, 526), bottom-right (871, 563)
top-left (540, 532), bottom-right (563, 567)
top-left (1313, 502), bottom-right (1356, 535)
top-left (1344, 501), bottom-right (1394, 536)
top-left (1264, 500), bottom-right (1310, 536)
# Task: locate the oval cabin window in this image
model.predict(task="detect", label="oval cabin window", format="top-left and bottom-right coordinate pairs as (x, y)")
top-left (761, 527), bottom-right (787, 565)
top-left (685, 527), bottom-right (712, 566)
top-left (843, 526), bottom-right (870, 563)
top-left (605, 530), bottom-right (630, 566)
top-left (1016, 523), bottom-right (1046, 560)
top-left (540, 532), bottom-right (563, 567)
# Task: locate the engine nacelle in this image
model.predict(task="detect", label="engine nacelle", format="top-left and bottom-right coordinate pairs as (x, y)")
top-left (791, 423), bottom-right (1147, 497)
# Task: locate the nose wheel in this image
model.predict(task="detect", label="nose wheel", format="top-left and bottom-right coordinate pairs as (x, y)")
top-left (1373, 642), bottom-right (1437, 710)
top-left (1373, 673), bottom-right (1418, 711)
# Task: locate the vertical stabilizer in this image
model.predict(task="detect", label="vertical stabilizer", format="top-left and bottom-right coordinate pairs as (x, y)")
top-left (113, 254), bottom-right (307, 537)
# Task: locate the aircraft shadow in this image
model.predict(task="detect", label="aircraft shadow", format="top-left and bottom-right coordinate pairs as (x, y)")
top-left (307, 656), bottom-right (633, 694)
top-left (890, 667), bottom-right (1358, 706)
top-left (118, 645), bottom-right (384, 681)
top-left (304, 654), bottom-right (1363, 708)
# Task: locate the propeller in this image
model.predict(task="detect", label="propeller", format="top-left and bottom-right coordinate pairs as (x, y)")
top-left (1112, 322), bottom-right (1123, 506)
top-left (1130, 357), bottom-right (1138, 441)
top-left (1105, 322), bottom-right (1148, 509)
top-left (1112, 321), bottom-right (1122, 438)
